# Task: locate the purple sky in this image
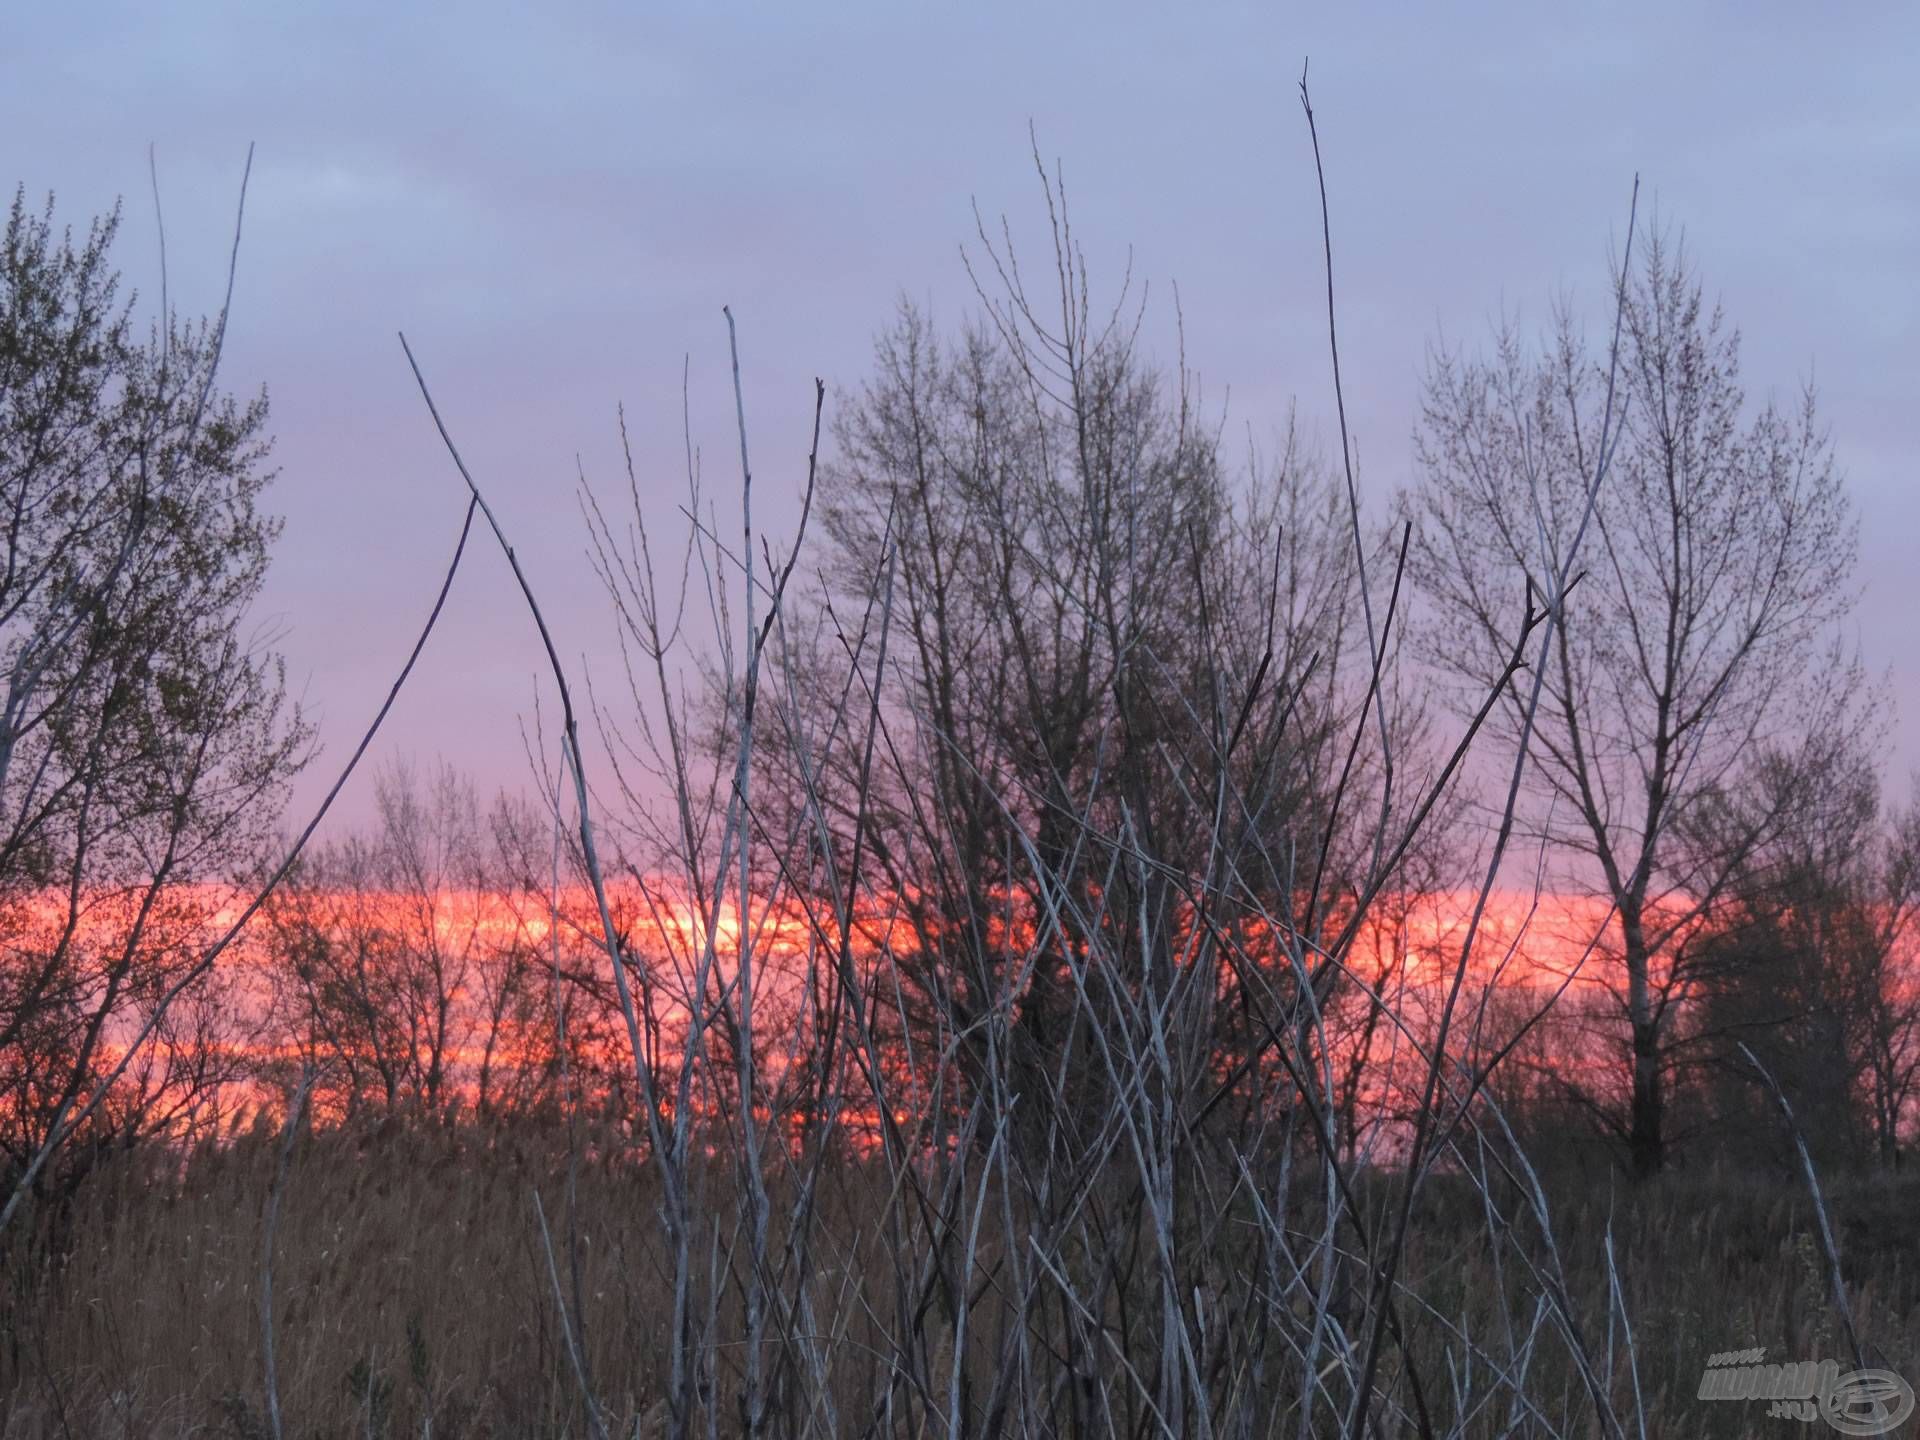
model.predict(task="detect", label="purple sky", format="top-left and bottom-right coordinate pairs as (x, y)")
top-left (6, 3), bottom-right (1915, 832)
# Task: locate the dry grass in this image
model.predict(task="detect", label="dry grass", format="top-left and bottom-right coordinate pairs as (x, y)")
top-left (3, 1120), bottom-right (1914, 1438)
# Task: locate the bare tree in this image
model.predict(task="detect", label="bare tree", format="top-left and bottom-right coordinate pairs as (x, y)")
top-left (568, 149), bottom-right (1529, 1438)
top-left (423, 108), bottom-right (1726, 1439)
top-left (788, 195), bottom-right (1385, 1151)
top-left (1412, 227), bottom-right (1865, 1175)
top-left (259, 761), bottom-right (593, 1123)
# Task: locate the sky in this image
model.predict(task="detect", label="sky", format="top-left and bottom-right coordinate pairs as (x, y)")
top-left (3, 3), bottom-right (1915, 834)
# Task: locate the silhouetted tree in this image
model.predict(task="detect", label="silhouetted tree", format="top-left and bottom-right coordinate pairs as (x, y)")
top-left (0, 186), bottom-right (309, 1199)
top-left (260, 762), bottom-right (606, 1123)
top-left (1413, 228), bottom-right (1865, 1175)
top-left (791, 209), bottom-right (1384, 1146)
top-left (1689, 751), bottom-right (1920, 1169)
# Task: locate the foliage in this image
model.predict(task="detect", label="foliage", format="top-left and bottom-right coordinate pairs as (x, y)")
top-left (0, 186), bottom-right (309, 1203)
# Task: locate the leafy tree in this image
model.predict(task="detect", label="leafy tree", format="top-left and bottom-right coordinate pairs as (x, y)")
top-left (0, 185), bottom-right (309, 1200)
top-left (1690, 753), bottom-right (1920, 1169)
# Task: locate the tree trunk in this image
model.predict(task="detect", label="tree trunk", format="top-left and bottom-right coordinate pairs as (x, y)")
top-left (1628, 1015), bottom-right (1665, 1178)
top-left (1622, 911), bottom-right (1666, 1178)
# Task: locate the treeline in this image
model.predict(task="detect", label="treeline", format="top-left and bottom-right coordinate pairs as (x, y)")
top-left (5, 134), bottom-right (1919, 1438)
top-left (3, 730), bottom-right (1913, 1216)
top-left (13, 749), bottom-right (1911, 1201)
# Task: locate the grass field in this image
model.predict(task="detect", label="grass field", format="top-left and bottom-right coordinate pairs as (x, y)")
top-left (4, 1117), bottom-right (1914, 1438)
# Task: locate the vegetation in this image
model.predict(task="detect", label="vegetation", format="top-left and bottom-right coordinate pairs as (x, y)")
top-left (2, 95), bottom-right (1916, 1439)
top-left (6, 1123), bottom-right (1916, 1438)
top-left (1411, 230), bottom-right (1871, 1177)
top-left (0, 180), bottom-right (309, 1221)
